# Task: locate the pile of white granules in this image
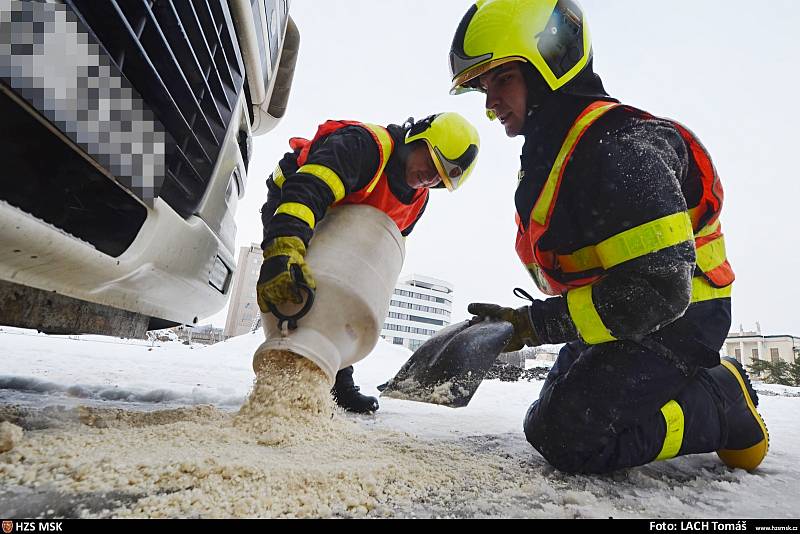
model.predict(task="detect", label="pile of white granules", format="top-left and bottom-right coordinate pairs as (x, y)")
top-left (0, 351), bottom-right (547, 518)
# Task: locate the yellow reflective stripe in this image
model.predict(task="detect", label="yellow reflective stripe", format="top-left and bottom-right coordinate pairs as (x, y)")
top-left (532, 103), bottom-right (618, 225)
top-left (595, 212), bottom-right (694, 269)
top-left (362, 124), bottom-right (394, 193)
top-left (558, 245), bottom-right (602, 273)
top-left (273, 165), bottom-right (286, 188)
top-left (696, 235), bottom-right (728, 273)
top-left (275, 202), bottom-right (315, 229)
top-left (688, 206), bottom-right (703, 228)
top-left (695, 219), bottom-right (720, 239)
top-left (297, 164), bottom-right (346, 202)
top-left (567, 285), bottom-right (616, 344)
top-left (691, 276), bottom-right (732, 303)
top-left (656, 400), bottom-right (685, 460)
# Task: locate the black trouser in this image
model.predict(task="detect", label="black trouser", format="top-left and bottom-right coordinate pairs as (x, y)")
top-left (524, 299), bottom-right (731, 474)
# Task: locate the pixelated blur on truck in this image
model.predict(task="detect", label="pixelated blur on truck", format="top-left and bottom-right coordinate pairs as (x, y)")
top-left (0, 0), bottom-right (299, 337)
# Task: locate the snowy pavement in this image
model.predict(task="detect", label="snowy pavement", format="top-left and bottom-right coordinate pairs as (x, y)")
top-left (1, 327), bottom-right (798, 518)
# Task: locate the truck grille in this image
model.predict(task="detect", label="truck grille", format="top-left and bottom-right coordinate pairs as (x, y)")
top-left (66, 0), bottom-right (245, 218)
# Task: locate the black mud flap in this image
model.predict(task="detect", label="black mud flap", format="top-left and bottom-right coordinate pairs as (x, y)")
top-left (380, 319), bottom-right (514, 408)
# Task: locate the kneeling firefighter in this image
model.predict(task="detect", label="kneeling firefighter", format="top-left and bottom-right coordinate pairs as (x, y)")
top-left (449, 0), bottom-right (767, 473)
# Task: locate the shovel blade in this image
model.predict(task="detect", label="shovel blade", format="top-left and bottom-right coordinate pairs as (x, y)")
top-left (381, 319), bottom-right (514, 408)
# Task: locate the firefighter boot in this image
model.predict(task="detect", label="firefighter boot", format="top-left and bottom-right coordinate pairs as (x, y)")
top-left (707, 357), bottom-right (769, 471)
top-left (332, 366), bottom-right (379, 414)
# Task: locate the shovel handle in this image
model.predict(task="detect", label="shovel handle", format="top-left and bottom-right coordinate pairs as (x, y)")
top-left (267, 282), bottom-right (315, 332)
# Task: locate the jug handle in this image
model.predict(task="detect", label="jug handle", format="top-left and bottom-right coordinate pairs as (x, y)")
top-left (267, 283), bottom-right (315, 333)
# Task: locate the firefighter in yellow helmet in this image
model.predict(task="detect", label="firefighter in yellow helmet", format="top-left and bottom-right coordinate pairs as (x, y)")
top-left (450, 0), bottom-right (767, 474)
top-left (258, 113), bottom-right (479, 413)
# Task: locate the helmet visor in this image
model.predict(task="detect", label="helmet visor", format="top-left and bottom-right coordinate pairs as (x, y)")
top-left (450, 56), bottom-right (528, 95)
top-left (431, 144), bottom-right (478, 191)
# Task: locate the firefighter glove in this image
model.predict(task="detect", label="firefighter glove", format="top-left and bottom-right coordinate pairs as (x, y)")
top-left (467, 302), bottom-right (540, 352)
top-left (257, 236), bottom-right (316, 312)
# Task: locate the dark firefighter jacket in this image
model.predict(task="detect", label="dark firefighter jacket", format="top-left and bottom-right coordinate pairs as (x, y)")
top-left (520, 94), bottom-right (733, 370)
top-left (260, 123), bottom-right (428, 249)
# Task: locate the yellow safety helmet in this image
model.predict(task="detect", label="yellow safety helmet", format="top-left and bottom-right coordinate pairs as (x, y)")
top-left (450, 0), bottom-right (592, 95)
top-left (404, 112), bottom-right (480, 192)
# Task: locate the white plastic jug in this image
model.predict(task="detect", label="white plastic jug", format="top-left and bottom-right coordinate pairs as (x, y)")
top-left (254, 205), bottom-right (406, 383)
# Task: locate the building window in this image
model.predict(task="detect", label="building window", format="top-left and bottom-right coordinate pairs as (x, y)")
top-left (734, 348), bottom-right (741, 363)
top-left (751, 348), bottom-right (759, 361)
top-left (770, 347), bottom-right (780, 363)
top-left (393, 337), bottom-right (404, 345)
top-left (409, 315), bottom-right (445, 326)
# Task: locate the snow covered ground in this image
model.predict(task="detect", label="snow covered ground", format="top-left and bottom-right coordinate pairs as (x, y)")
top-left (1, 327), bottom-right (798, 518)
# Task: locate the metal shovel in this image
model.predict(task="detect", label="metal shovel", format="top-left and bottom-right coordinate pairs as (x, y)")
top-left (380, 319), bottom-right (514, 408)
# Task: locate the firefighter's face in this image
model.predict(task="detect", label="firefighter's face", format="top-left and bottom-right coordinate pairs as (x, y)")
top-left (479, 62), bottom-right (528, 137)
top-left (405, 142), bottom-right (442, 189)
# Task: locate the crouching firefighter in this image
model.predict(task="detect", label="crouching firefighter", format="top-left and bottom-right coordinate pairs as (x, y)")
top-left (450, 0), bottom-right (767, 473)
top-left (257, 113), bottom-right (480, 413)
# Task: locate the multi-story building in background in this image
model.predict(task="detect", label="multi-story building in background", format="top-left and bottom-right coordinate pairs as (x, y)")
top-left (723, 324), bottom-right (800, 370)
top-left (381, 274), bottom-right (453, 351)
top-left (223, 244), bottom-right (263, 338)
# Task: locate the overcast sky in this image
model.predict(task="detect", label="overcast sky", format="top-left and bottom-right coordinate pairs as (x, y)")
top-left (208, 0), bottom-right (800, 337)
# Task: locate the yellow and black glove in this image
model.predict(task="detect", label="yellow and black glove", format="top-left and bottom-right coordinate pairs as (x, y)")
top-left (257, 236), bottom-right (317, 313)
top-left (467, 303), bottom-right (540, 352)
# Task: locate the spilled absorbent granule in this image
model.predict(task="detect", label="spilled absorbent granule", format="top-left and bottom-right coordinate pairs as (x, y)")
top-left (0, 351), bottom-right (532, 518)
top-left (233, 350), bottom-right (344, 446)
top-left (382, 377), bottom-right (474, 407)
top-left (382, 378), bottom-right (459, 405)
top-left (0, 421), bottom-right (23, 453)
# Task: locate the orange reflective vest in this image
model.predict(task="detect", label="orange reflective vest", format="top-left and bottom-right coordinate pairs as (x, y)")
top-left (515, 101), bottom-right (734, 300)
top-left (290, 120), bottom-right (428, 233)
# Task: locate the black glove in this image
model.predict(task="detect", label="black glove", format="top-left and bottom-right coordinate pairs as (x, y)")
top-left (467, 303), bottom-right (540, 352)
top-left (257, 236), bottom-right (316, 313)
